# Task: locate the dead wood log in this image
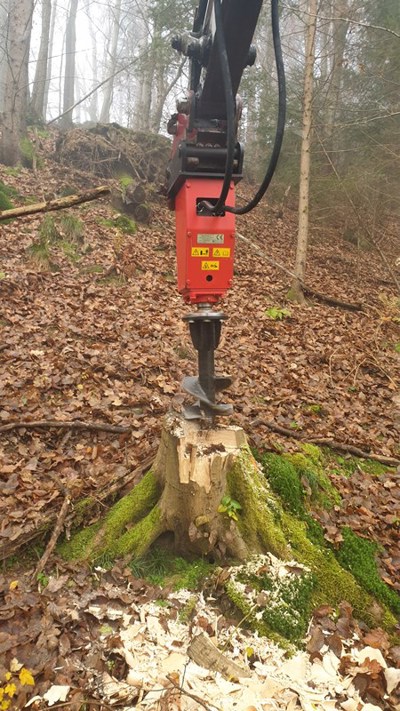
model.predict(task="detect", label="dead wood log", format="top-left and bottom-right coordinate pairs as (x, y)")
top-left (188, 632), bottom-right (250, 679)
top-left (0, 186), bottom-right (110, 222)
top-left (251, 419), bottom-right (400, 467)
top-left (111, 184), bottom-right (152, 223)
top-left (133, 203), bottom-right (151, 223)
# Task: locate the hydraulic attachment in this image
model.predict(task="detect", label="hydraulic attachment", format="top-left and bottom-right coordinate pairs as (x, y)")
top-left (167, 0), bottom-right (286, 420)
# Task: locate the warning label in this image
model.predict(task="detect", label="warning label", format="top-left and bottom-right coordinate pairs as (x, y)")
top-left (212, 247), bottom-right (231, 258)
top-left (191, 247), bottom-right (209, 257)
top-left (201, 261), bottom-right (220, 271)
top-left (197, 233), bottom-right (224, 245)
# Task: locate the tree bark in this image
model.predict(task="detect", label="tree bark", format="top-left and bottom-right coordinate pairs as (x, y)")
top-left (43, 0), bottom-right (57, 119)
top-left (99, 0), bottom-right (122, 124)
top-left (31, 0), bottom-right (52, 122)
top-left (0, 0), bottom-right (34, 166)
top-left (61, 0), bottom-right (78, 129)
top-left (0, 0), bottom-right (10, 113)
top-left (289, 0), bottom-right (318, 304)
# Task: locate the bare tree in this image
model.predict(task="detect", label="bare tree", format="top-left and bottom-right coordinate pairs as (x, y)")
top-left (31, 0), bottom-right (53, 122)
top-left (0, 0), bottom-right (10, 113)
top-left (61, 0), bottom-right (78, 128)
top-left (43, 0), bottom-right (58, 119)
top-left (0, 0), bottom-right (34, 165)
top-left (99, 0), bottom-right (122, 123)
top-left (289, 0), bottom-right (318, 303)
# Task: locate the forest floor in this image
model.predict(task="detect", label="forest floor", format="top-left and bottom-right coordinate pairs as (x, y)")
top-left (0, 132), bottom-right (399, 709)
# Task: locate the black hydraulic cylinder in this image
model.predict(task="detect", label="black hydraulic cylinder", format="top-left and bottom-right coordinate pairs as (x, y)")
top-left (198, 0), bottom-right (263, 120)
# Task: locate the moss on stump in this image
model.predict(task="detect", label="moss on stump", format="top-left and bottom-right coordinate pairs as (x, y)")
top-left (59, 418), bottom-right (398, 641)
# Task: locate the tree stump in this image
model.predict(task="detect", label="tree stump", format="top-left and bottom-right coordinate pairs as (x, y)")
top-left (61, 412), bottom-right (288, 563)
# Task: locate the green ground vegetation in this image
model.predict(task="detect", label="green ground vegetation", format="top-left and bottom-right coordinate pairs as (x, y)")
top-left (99, 214), bottom-right (136, 235)
top-left (27, 214), bottom-right (85, 266)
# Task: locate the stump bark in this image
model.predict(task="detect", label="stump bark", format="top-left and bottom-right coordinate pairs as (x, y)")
top-left (62, 412), bottom-right (288, 562)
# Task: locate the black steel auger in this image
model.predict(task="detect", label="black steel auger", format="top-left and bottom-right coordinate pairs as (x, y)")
top-left (182, 308), bottom-right (232, 420)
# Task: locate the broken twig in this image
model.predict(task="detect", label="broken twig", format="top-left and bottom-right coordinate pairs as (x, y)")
top-left (34, 493), bottom-right (71, 579)
top-left (0, 419), bottom-right (131, 435)
top-left (251, 419), bottom-right (400, 467)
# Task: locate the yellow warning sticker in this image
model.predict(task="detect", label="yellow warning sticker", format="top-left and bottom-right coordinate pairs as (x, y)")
top-left (212, 247), bottom-right (231, 258)
top-left (201, 261), bottom-right (220, 271)
top-left (191, 247), bottom-right (209, 257)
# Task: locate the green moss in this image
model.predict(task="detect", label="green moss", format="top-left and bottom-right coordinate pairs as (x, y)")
top-left (59, 469), bottom-right (161, 561)
top-left (179, 595), bottom-right (198, 622)
top-left (113, 214), bottom-right (136, 234)
top-left (287, 452), bottom-right (340, 509)
top-left (130, 549), bottom-right (213, 589)
top-left (227, 448), bottom-right (288, 558)
top-left (300, 443), bottom-right (323, 466)
top-left (110, 505), bottom-right (163, 558)
top-left (260, 453), bottom-right (304, 515)
top-left (0, 189), bottom-right (13, 211)
top-left (118, 174), bottom-right (134, 189)
top-left (172, 557), bottom-right (213, 590)
top-left (336, 528), bottom-right (400, 614)
top-left (20, 136), bottom-right (42, 168)
top-left (257, 446), bottom-right (340, 514)
top-left (282, 513), bottom-right (396, 629)
top-left (225, 579), bottom-right (292, 650)
top-left (324, 450), bottom-right (394, 478)
top-left (231, 560), bottom-right (315, 643)
top-left (98, 215), bottom-right (136, 235)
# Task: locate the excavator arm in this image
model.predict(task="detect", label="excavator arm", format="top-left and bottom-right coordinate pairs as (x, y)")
top-left (166, 0), bottom-right (285, 419)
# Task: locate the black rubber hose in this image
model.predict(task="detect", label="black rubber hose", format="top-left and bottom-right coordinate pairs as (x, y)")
top-left (225, 0), bottom-right (286, 215)
top-left (197, 0), bottom-right (236, 216)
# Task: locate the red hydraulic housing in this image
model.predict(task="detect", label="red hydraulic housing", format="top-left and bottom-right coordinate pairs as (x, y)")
top-left (175, 178), bottom-right (236, 305)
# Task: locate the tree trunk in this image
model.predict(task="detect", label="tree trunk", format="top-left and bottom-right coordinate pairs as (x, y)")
top-left (61, 413), bottom-right (289, 562)
top-left (61, 0), bottom-right (78, 129)
top-left (289, 0), bottom-right (318, 304)
top-left (0, 0), bottom-right (10, 113)
top-left (0, 0), bottom-right (34, 166)
top-left (99, 0), bottom-right (122, 124)
top-left (30, 0), bottom-right (52, 122)
top-left (43, 0), bottom-right (57, 119)
top-left (87, 4), bottom-right (99, 122)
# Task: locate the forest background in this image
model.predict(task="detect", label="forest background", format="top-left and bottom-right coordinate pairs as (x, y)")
top-left (0, 0), bottom-right (399, 243)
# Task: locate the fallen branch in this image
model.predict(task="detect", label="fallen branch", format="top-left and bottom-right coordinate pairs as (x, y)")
top-left (251, 419), bottom-right (400, 467)
top-left (303, 286), bottom-right (363, 312)
top-left (0, 186), bottom-right (110, 222)
top-left (166, 674), bottom-right (216, 711)
top-left (34, 493), bottom-right (71, 579)
top-left (236, 232), bottom-right (363, 311)
top-left (0, 419), bottom-right (131, 434)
